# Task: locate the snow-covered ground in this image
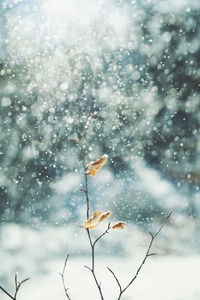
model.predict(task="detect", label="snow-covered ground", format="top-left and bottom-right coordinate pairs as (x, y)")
top-left (0, 223), bottom-right (200, 300)
top-left (1, 255), bottom-right (200, 300)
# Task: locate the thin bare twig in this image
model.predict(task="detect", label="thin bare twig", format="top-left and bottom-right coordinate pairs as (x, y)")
top-left (85, 227), bottom-right (105, 300)
top-left (59, 255), bottom-right (72, 300)
top-left (15, 274), bottom-right (17, 292)
top-left (0, 274), bottom-right (30, 300)
top-left (93, 223), bottom-right (111, 248)
top-left (107, 267), bottom-right (122, 294)
top-left (0, 286), bottom-right (15, 300)
top-left (14, 277), bottom-right (30, 300)
top-left (85, 223), bottom-right (111, 274)
top-left (108, 211), bottom-right (172, 300)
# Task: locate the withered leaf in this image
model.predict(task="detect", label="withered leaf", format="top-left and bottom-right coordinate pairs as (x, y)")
top-left (86, 154), bottom-right (108, 176)
top-left (112, 222), bottom-right (126, 229)
top-left (81, 210), bottom-right (112, 229)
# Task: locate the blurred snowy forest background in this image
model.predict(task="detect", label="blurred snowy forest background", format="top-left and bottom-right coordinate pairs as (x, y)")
top-left (0, 0), bottom-right (200, 299)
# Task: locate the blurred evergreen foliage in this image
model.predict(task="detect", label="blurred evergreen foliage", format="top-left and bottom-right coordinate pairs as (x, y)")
top-left (0, 1), bottom-right (199, 223)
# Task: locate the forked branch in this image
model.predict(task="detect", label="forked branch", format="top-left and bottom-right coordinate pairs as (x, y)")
top-left (108, 211), bottom-right (172, 300)
top-left (0, 274), bottom-right (30, 300)
top-left (93, 223), bottom-right (111, 248)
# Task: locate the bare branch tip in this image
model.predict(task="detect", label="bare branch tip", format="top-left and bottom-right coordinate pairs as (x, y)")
top-left (22, 277), bottom-right (30, 283)
top-left (148, 231), bottom-right (154, 238)
top-left (65, 254), bottom-right (69, 260)
top-left (84, 265), bottom-right (92, 271)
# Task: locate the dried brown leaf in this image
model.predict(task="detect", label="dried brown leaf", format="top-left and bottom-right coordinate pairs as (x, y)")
top-left (86, 154), bottom-right (108, 176)
top-left (81, 210), bottom-right (112, 229)
top-left (112, 222), bottom-right (126, 229)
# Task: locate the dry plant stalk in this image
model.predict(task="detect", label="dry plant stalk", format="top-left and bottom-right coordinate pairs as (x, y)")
top-left (0, 274), bottom-right (30, 300)
top-left (60, 117), bottom-right (172, 300)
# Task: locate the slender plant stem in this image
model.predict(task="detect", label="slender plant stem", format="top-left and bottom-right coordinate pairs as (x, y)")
top-left (59, 255), bottom-right (72, 300)
top-left (81, 145), bottom-right (105, 300)
top-left (107, 267), bottom-right (122, 295)
top-left (85, 171), bottom-right (90, 220)
top-left (80, 144), bottom-right (90, 219)
top-left (108, 211), bottom-right (172, 300)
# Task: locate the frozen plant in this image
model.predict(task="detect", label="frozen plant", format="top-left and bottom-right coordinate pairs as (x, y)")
top-left (0, 118), bottom-right (171, 300)
top-left (60, 129), bottom-right (172, 300)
